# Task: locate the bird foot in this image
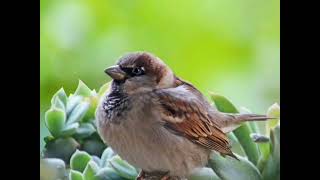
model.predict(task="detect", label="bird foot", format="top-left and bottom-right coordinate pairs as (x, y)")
top-left (137, 170), bottom-right (177, 180)
top-left (160, 175), bottom-right (170, 180)
top-left (136, 170), bottom-right (145, 180)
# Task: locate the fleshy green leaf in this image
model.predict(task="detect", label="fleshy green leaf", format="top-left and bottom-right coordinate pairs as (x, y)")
top-left (109, 155), bottom-right (138, 179)
top-left (271, 126), bottom-right (280, 159)
top-left (92, 156), bottom-right (101, 167)
top-left (91, 89), bottom-right (97, 95)
top-left (233, 124), bottom-right (260, 165)
top-left (227, 132), bottom-right (238, 143)
top-left (70, 150), bottom-right (92, 173)
top-left (210, 92), bottom-right (260, 165)
top-left (82, 95), bottom-right (99, 123)
top-left (83, 161), bottom-right (100, 180)
top-left (98, 82), bottom-right (111, 98)
top-left (208, 152), bottom-right (262, 180)
top-left (82, 139), bottom-right (106, 157)
top-left (256, 143), bottom-right (271, 172)
top-left (67, 95), bottom-right (83, 115)
top-left (248, 122), bottom-right (259, 134)
top-left (74, 80), bottom-right (92, 97)
top-left (228, 132), bottom-right (245, 156)
top-left (61, 123), bottom-right (79, 137)
top-left (44, 136), bottom-right (55, 144)
top-left (52, 96), bottom-right (66, 110)
top-left (101, 148), bottom-right (115, 168)
top-left (74, 123), bottom-right (96, 139)
top-left (262, 125), bottom-right (280, 180)
top-left (209, 92), bottom-right (238, 112)
top-left (96, 167), bottom-right (123, 180)
top-left (251, 133), bottom-right (271, 171)
top-left (43, 137), bottom-right (80, 163)
top-left (51, 88), bottom-right (68, 106)
top-left (40, 158), bottom-right (68, 180)
top-left (189, 167), bottom-right (221, 180)
top-left (67, 101), bottom-right (90, 125)
top-left (70, 170), bottom-right (84, 180)
top-left (266, 103), bottom-right (280, 136)
top-left (45, 108), bottom-right (66, 137)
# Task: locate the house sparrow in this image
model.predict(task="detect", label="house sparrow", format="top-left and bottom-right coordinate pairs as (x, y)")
top-left (96, 52), bottom-right (270, 180)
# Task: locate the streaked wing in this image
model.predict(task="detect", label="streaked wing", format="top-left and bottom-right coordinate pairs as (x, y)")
top-left (153, 83), bottom-right (236, 158)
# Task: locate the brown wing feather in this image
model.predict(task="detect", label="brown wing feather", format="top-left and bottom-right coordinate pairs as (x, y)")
top-left (154, 83), bottom-right (237, 159)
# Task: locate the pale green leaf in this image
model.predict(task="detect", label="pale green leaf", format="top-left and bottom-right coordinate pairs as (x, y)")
top-left (45, 108), bottom-right (66, 137)
top-left (70, 150), bottom-right (92, 173)
top-left (74, 80), bottom-right (92, 97)
top-left (83, 161), bottom-right (100, 180)
top-left (109, 155), bottom-right (138, 179)
top-left (70, 170), bottom-right (84, 180)
top-left (209, 152), bottom-right (262, 180)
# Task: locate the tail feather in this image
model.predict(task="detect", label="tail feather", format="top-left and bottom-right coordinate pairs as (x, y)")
top-left (220, 113), bottom-right (274, 133)
top-left (233, 114), bottom-right (275, 122)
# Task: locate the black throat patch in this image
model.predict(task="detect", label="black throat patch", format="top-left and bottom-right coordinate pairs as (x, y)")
top-left (103, 81), bottom-right (130, 123)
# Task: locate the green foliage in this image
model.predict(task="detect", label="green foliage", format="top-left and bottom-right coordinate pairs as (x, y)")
top-left (43, 137), bottom-right (80, 163)
top-left (210, 92), bottom-right (260, 165)
top-left (71, 150), bottom-right (92, 173)
top-left (42, 81), bottom-right (107, 163)
top-left (41, 81), bottom-right (280, 180)
top-left (68, 147), bottom-right (132, 180)
top-left (108, 155), bottom-right (138, 179)
top-left (45, 108), bottom-right (66, 137)
top-left (189, 168), bottom-right (220, 180)
top-left (266, 103), bottom-right (280, 135)
top-left (262, 125), bottom-right (280, 180)
top-left (83, 161), bottom-right (101, 180)
top-left (210, 93), bottom-right (280, 180)
top-left (209, 153), bottom-right (262, 180)
top-left (70, 170), bottom-right (84, 180)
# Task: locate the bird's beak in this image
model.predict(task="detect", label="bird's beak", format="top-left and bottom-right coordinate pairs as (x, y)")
top-left (104, 65), bottom-right (126, 81)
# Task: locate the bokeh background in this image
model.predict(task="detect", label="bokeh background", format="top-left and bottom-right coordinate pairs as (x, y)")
top-left (40, 0), bottom-right (279, 150)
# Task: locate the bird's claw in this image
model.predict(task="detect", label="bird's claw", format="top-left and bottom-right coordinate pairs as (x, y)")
top-left (136, 170), bottom-right (145, 180)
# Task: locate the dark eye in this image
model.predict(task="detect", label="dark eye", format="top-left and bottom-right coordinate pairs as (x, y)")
top-left (132, 67), bottom-right (145, 76)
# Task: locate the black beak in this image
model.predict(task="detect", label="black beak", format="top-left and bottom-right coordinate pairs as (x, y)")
top-left (104, 65), bottom-right (126, 81)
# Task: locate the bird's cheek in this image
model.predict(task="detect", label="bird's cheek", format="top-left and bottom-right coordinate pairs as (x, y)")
top-left (124, 80), bottom-right (153, 95)
top-left (123, 80), bottom-right (137, 94)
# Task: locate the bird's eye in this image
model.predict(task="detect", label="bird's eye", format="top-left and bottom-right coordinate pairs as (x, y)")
top-left (132, 67), bottom-right (144, 76)
top-left (119, 66), bottom-right (145, 77)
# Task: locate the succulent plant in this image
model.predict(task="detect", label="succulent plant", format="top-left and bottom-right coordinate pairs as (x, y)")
top-left (40, 80), bottom-right (280, 180)
top-left (209, 93), bottom-right (280, 180)
top-left (42, 80), bottom-right (107, 163)
top-left (67, 148), bottom-right (138, 180)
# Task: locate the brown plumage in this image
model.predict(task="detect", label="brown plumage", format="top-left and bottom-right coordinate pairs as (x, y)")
top-left (96, 51), bottom-right (270, 179)
top-left (155, 83), bottom-right (237, 160)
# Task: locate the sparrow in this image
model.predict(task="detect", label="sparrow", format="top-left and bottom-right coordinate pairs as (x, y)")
top-left (96, 52), bottom-right (270, 180)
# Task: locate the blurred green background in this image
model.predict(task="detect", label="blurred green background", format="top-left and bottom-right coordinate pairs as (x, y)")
top-left (40, 0), bottom-right (279, 149)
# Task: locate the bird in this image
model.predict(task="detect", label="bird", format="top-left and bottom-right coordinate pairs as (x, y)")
top-left (96, 52), bottom-right (271, 180)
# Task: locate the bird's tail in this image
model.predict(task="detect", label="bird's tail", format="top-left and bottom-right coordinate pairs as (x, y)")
top-left (220, 113), bottom-right (275, 133)
top-left (232, 113), bottom-right (275, 122)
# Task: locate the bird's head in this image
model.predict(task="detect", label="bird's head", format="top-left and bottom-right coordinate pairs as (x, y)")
top-left (104, 52), bottom-right (175, 94)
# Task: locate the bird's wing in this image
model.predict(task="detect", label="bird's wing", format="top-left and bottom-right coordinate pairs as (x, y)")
top-left (153, 83), bottom-right (237, 159)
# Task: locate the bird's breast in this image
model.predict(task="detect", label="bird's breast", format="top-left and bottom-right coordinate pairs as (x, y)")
top-left (102, 93), bottom-right (131, 124)
top-left (96, 94), bottom-right (210, 177)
